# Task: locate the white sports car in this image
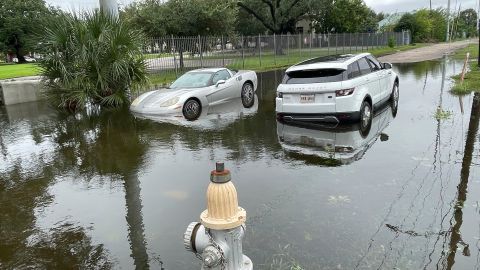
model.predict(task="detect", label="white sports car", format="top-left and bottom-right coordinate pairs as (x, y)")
top-left (130, 68), bottom-right (258, 120)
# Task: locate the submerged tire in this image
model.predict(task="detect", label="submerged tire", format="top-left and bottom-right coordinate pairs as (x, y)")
top-left (241, 82), bottom-right (255, 108)
top-left (182, 99), bottom-right (201, 121)
top-left (390, 82), bottom-right (399, 110)
top-left (359, 100), bottom-right (372, 137)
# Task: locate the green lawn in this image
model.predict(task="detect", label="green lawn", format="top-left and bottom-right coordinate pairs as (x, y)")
top-left (0, 63), bottom-right (41, 80)
top-left (452, 43), bottom-right (478, 60)
top-left (451, 44), bottom-right (480, 95)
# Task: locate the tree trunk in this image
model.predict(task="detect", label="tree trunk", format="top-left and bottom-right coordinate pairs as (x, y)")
top-left (13, 35), bottom-right (26, 63)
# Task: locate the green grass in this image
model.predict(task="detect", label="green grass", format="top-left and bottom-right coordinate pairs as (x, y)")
top-left (451, 64), bottom-right (480, 95)
top-left (0, 63), bottom-right (41, 80)
top-left (450, 43), bottom-right (480, 95)
top-left (452, 43), bottom-right (478, 60)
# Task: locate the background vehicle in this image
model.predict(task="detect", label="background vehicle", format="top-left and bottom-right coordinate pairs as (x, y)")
top-left (12, 56), bottom-right (36, 63)
top-left (130, 68), bottom-right (257, 120)
top-left (276, 53), bottom-right (399, 134)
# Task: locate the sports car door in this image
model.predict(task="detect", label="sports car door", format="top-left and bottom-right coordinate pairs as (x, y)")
top-left (207, 70), bottom-right (235, 104)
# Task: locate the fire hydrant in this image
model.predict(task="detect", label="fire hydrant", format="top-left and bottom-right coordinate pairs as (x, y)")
top-left (184, 162), bottom-right (253, 270)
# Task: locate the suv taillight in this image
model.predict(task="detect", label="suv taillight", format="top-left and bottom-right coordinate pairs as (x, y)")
top-left (335, 88), bottom-right (355, 97)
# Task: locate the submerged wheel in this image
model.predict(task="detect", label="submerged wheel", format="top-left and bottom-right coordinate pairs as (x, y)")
top-left (182, 99), bottom-right (201, 121)
top-left (390, 82), bottom-right (399, 110)
top-left (359, 100), bottom-right (372, 137)
top-left (241, 82), bottom-right (255, 108)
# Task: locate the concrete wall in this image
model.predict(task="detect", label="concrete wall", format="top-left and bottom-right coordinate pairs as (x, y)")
top-left (0, 76), bottom-right (44, 106)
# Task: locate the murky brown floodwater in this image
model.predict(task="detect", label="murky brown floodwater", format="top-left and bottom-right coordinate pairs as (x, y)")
top-left (1, 57), bottom-right (480, 270)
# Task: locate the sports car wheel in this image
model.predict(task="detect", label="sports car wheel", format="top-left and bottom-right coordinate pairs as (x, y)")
top-left (241, 82), bottom-right (255, 108)
top-left (182, 99), bottom-right (201, 121)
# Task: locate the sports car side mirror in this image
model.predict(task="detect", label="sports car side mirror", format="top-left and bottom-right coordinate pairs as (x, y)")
top-left (216, 80), bottom-right (226, 87)
top-left (383, 62), bottom-right (393, 69)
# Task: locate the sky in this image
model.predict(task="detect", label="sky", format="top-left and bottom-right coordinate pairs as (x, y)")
top-left (46, 0), bottom-right (478, 14)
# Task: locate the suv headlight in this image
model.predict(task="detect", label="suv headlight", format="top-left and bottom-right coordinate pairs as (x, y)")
top-left (160, 97), bottom-right (180, 107)
top-left (277, 92), bottom-right (283, 98)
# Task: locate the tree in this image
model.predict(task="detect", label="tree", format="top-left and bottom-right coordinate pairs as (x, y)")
top-left (315, 0), bottom-right (378, 33)
top-left (237, 0), bottom-right (326, 34)
top-left (122, 0), bottom-right (237, 37)
top-left (39, 11), bottom-right (148, 110)
top-left (121, 0), bottom-right (168, 37)
top-left (0, 0), bottom-right (53, 63)
top-left (457, 9), bottom-right (477, 38)
top-left (394, 9), bottom-right (447, 43)
top-left (235, 8), bottom-right (268, 35)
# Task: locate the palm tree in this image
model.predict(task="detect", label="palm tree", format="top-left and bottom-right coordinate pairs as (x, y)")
top-left (39, 10), bottom-right (148, 110)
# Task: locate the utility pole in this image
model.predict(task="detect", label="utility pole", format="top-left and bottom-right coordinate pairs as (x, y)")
top-left (446, 0), bottom-right (451, 42)
top-left (99, 0), bottom-right (119, 18)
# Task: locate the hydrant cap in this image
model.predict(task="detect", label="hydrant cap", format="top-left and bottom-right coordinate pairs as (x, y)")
top-left (210, 162), bottom-right (231, 183)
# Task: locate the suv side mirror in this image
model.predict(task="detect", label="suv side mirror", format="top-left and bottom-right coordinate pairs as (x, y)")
top-left (383, 62), bottom-right (393, 69)
top-left (215, 80), bottom-right (226, 87)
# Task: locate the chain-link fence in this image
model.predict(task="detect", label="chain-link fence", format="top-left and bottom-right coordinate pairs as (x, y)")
top-left (144, 31), bottom-right (410, 86)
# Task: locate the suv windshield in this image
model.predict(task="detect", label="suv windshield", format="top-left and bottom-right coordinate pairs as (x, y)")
top-left (170, 72), bottom-right (213, 89)
top-left (283, 69), bottom-right (345, 84)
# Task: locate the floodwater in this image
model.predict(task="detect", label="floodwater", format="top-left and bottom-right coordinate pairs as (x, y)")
top-left (1, 58), bottom-right (480, 270)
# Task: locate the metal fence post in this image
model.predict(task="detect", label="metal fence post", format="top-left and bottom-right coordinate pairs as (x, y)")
top-left (241, 35), bottom-right (245, 69)
top-left (299, 34), bottom-right (302, 59)
top-left (287, 33), bottom-right (290, 64)
top-left (310, 32), bottom-right (313, 57)
top-left (335, 33), bottom-right (338, 54)
top-left (258, 34), bottom-right (262, 67)
top-left (221, 35), bottom-right (225, 67)
top-left (171, 35), bottom-right (178, 78)
top-left (343, 33), bottom-right (345, 54)
top-left (273, 33), bottom-right (277, 65)
top-left (327, 33), bottom-right (330, 55)
top-left (367, 33), bottom-right (369, 51)
top-left (349, 33), bottom-right (352, 53)
top-left (198, 35), bottom-right (203, 68)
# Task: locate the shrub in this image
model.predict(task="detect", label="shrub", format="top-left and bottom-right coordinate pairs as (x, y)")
top-left (39, 11), bottom-right (148, 110)
top-left (388, 36), bottom-right (396, 48)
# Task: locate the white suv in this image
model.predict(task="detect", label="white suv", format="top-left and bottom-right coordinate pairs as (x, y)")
top-left (276, 53), bottom-right (399, 131)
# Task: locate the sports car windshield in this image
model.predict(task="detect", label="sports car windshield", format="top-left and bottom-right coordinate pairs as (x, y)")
top-left (170, 72), bottom-right (213, 89)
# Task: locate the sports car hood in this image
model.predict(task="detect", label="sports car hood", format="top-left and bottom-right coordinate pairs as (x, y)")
top-left (131, 88), bottom-right (191, 110)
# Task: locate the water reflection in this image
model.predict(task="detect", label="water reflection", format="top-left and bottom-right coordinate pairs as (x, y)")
top-left (277, 103), bottom-right (397, 166)
top-left (443, 92), bottom-right (480, 269)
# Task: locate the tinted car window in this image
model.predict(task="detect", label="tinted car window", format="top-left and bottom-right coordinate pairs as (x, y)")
top-left (283, 69), bottom-right (346, 84)
top-left (212, 70), bottom-right (231, 84)
top-left (358, 58), bottom-right (372, 75)
top-left (366, 55), bottom-right (381, 71)
top-left (347, 62), bottom-right (361, 79)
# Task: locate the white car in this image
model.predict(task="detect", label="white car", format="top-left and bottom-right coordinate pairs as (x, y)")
top-left (130, 68), bottom-right (257, 120)
top-left (132, 96), bottom-right (258, 130)
top-left (12, 56), bottom-right (36, 63)
top-left (276, 53), bottom-right (399, 133)
top-left (277, 103), bottom-right (397, 165)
